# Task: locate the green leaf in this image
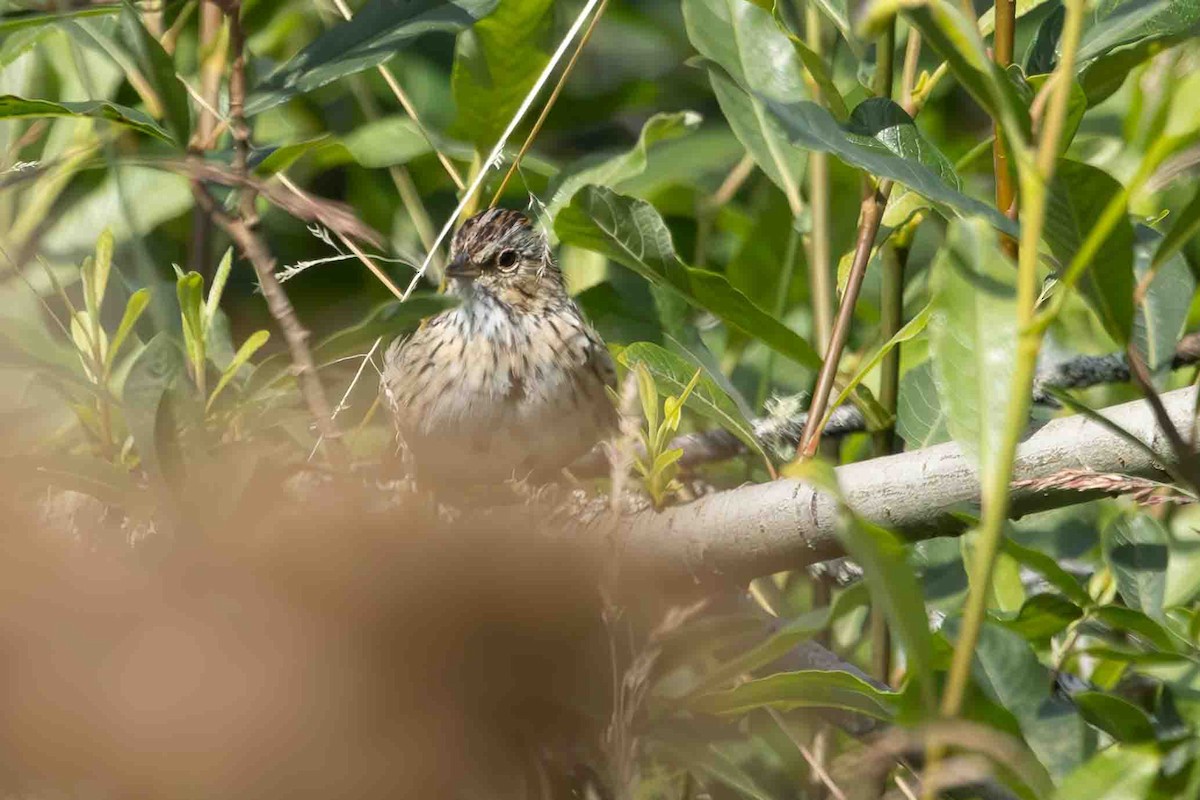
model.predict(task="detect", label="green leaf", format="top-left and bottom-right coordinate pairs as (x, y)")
top-left (1044, 159), bottom-right (1136, 344)
top-left (0, 95), bottom-right (171, 141)
top-left (91, 228), bottom-right (113, 312)
top-left (896, 360), bottom-right (950, 448)
top-left (0, 6), bottom-right (120, 33)
top-left (1073, 692), bottom-right (1157, 743)
top-left (1052, 744), bottom-right (1161, 800)
top-left (123, 332), bottom-right (184, 484)
top-left (1132, 224), bottom-right (1194, 374)
top-left (555, 186), bottom-right (822, 370)
top-left (1153, 184), bottom-right (1200, 268)
top-left (1092, 605), bottom-right (1185, 653)
top-left (999, 592), bottom-right (1084, 641)
top-left (1024, 2), bottom-right (1065, 74)
top-left (176, 271), bottom-right (206, 384)
top-left (247, 0), bottom-right (500, 116)
top-left (689, 670), bottom-right (900, 720)
top-left (946, 618), bottom-right (1083, 782)
top-left (207, 330), bottom-right (270, 412)
top-left (105, 288), bottom-right (151, 371)
top-left (863, 0), bottom-right (1030, 142)
top-left (654, 740), bottom-right (785, 800)
top-left (252, 135), bottom-right (337, 176)
top-left (1003, 538), bottom-right (1093, 607)
top-left (451, 0), bottom-right (552, 152)
top-left (204, 248), bottom-right (233, 332)
top-left (336, 116), bottom-right (436, 168)
top-left (618, 341), bottom-right (765, 460)
top-left (775, 16), bottom-right (850, 121)
top-left (824, 301), bottom-right (932, 428)
top-left (1077, 0), bottom-right (1200, 65)
top-left (683, 0), bottom-right (808, 206)
top-left (1104, 513), bottom-right (1169, 619)
top-left (928, 217), bottom-right (1019, 484)
top-left (762, 95), bottom-right (1018, 235)
top-left (1027, 73), bottom-right (1087, 153)
top-left (546, 111), bottom-right (702, 220)
top-left (117, 1), bottom-right (190, 147)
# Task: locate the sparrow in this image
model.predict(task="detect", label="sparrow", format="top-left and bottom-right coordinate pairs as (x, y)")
top-left (382, 208), bottom-right (617, 487)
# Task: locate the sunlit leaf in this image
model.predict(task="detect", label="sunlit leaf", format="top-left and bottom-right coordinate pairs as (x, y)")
top-left (0, 95), bottom-right (171, 141)
top-left (207, 330), bottom-right (270, 412)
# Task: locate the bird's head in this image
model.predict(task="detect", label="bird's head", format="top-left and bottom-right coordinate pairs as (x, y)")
top-left (445, 208), bottom-right (560, 303)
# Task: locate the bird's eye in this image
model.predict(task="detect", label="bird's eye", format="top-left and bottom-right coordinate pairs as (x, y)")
top-left (496, 249), bottom-right (519, 271)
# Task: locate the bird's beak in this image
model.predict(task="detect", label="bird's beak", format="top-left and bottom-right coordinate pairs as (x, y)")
top-left (445, 252), bottom-right (478, 279)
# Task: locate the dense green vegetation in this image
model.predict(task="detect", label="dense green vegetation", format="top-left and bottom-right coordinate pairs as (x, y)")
top-left (4, 0), bottom-right (1200, 797)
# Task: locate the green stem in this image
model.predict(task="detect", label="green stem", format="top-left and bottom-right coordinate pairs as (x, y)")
top-left (757, 223), bottom-right (803, 409)
top-left (993, 0), bottom-right (1018, 258)
top-left (939, 0), bottom-right (1087, 720)
top-left (805, 1), bottom-right (833, 352)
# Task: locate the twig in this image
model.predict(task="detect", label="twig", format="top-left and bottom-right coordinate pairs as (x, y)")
top-left (308, 337), bottom-right (382, 461)
top-left (490, 0), bottom-right (610, 206)
top-left (199, 0), bottom-right (346, 466)
top-left (325, 0), bottom-right (464, 191)
top-left (795, 180), bottom-right (891, 459)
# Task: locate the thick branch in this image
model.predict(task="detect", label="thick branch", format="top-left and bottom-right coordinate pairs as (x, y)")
top-left (581, 332), bottom-right (1200, 474)
top-left (583, 387), bottom-right (1196, 583)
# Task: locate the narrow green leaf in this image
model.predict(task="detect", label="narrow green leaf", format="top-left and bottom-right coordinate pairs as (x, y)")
top-left (1076, 0), bottom-right (1200, 65)
top-left (207, 330), bottom-right (270, 412)
top-left (117, 1), bottom-right (191, 147)
top-left (105, 288), bottom-right (151, 371)
top-left (451, 0), bottom-right (552, 151)
top-left (252, 135), bottom-right (337, 175)
top-left (1092, 605), bottom-right (1185, 653)
top-left (762, 94), bottom-right (1018, 235)
top-left (776, 19), bottom-right (851, 121)
top-left (1044, 159), bottom-right (1135, 343)
top-left (655, 740), bottom-right (785, 800)
top-left (247, 0), bottom-right (499, 116)
top-left (618, 341), bottom-right (765, 461)
top-left (205, 248), bottom-right (234, 331)
top-left (0, 95), bottom-right (171, 141)
top-left (547, 111), bottom-right (702, 220)
top-left (1003, 538), bottom-right (1093, 607)
top-left (92, 228), bottom-right (113, 312)
top-left (928, 217), bottom-right (1019, 483)
top-left (556, 186), bottom-right (822, 369)
top-left (824, 301), bottom-right (932, 428)
top-left (0, 6), bottom-right (120, 33)
top-left (689, 670), bottom-right (900, 720)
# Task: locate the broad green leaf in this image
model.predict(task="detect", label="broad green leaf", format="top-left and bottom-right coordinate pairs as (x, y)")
top-left (247, 0), bottom-right (499, 116)
top-left (684, 0), bottom-right (808, 205)
top-left (546, 111), bottom-right (702, 220)
top-left (862, 0), bottom-right (1030, 142)
top-left (1077, 0), bottom-right (1199, 64)
top-left (451, 0), bottom-right (552, 152)
top-left (947, 618), bottom-right (1085, 781)
top-left (1045, 159), bottom-right (1135, 344)
top-left (117, 2), bottom-right (190, 147)
top-left (105, 288), bottom-right (151, 371)
top-left (928, 217), bottom-right (1018, 483)
top-left (123, 332), bottom-right (184, 484)
top-left (998, 592), bottom-right (1084, 641)
top-left (1024, 2), bottom-right (1065, 74)
top-left (207, 330), bottom-right (270, 412)
top-left (618, 341), bottom-right (765, 460)
top-left (1073, 692), bottom-right (1157, 743)
top-left (689, 670), bottom-right (900, 720)
top-left (252, 135), bottom-right (337, 176)
top-left (1092, 605), bottom-right (1185, 653)
top-left (1153, 183), bottom-right (1200, 268)
top-left (1132, 225), bottom-right (1193, 374)
top-left (824, 301), bottom-right (932, 428)
top-left (762, 94), bottom-right (1018, 235)
top-left (1052, 744), bottom-right (1161, 800)
top-left (555, 186), bottom-right (822, 369)
top-left (1104, 513), bottom-right (1169, 619)
top-left (336, 117), bottom-right (435, 168)
top-left (896, 361), bottom-right (950, 448)
top-left (0, 95), bottom-right (171, 141)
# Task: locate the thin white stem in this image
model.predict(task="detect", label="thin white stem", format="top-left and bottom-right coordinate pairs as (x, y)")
top-left (307, 336), bottom-right (383, 461)
top-left (401, 0), bottom-right (604, 300)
